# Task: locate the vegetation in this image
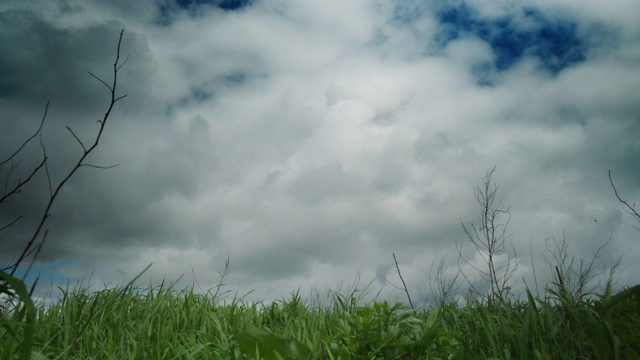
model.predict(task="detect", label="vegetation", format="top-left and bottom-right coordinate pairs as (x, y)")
top-left (0, 279), bottom-right (637, 359)
top-left (2, 30), bottom-right (639, 359)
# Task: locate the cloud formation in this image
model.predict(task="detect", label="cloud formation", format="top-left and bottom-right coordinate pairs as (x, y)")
top-left (1, 0), bottom-right (639, 305)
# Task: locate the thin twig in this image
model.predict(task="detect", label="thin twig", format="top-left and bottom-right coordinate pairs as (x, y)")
top-left (0, 158), bottom-right (47, 204)
top-left (609, 170), bottom-right (640, 230)
top-left (88, 72), bottom-right (113, 92)
top-left (66, 126), bottom-right (87, 152)
top-left (0, 216), bottom-right (23, 232)
top-left (9, 29), bottom-right (127, 276)
top-left (80, 163), bottom-right (119, 170)
top-left (0, 103), bottom-right (48, 167)
top-left (393, 253), bottom-right (415, 312)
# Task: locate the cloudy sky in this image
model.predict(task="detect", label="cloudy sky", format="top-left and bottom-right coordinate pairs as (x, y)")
top-left (1, 0), bottom-right (639, 306)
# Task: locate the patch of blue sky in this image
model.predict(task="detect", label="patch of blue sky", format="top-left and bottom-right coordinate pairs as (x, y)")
top-left (9, 258), bottom-right (78, 291)
top-left (165, 71), bottom-right (256, 114)
top-left (220, 70), bottom-right (271, 89)
top-left (391, 1), bottom-right (600, 83)
top-left (433, 4), bottom-right (589, 75)
top-left (223, 71), bottom-right (248, 85)
top-left (166, 86), bottom-right (213, 113)
top-left (190, 86), bottom-right (213, 102)
top-left (176, 0), bottom-right (252, 11)
top-left (156, 0), bottom-right (253, 25)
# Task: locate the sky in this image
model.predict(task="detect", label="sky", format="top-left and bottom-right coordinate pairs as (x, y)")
top-left (1, 0), bottom-right (639, 307)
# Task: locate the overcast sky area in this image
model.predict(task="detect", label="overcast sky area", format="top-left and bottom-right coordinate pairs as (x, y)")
top-left (1, 0), bottom-right (639, 306)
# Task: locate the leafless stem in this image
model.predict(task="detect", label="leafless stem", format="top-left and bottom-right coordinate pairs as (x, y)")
top-left (609, 170), bottom-right (640, 230)
top-left (8, 29), bottom-right (127, 276)
top-left (66, 126), bottom-right (87, 152)
top-left (458, 167), bottom-right (517, 304)
top-left (0, 102), bottom-right (47, 168)
top-left (393, 253), bottom-right (415, 312)
top-left (80, 163), bottom-right (119, 170)
top-left (544, 230), bottom-right (617, 302)
top-left (429, 257), bottom-right (460, 306)
top-left (0, 104), bottom-right (50, 232)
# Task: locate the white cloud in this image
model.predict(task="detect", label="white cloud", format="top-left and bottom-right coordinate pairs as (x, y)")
top-left (1, 0), bottom-right (639, 305)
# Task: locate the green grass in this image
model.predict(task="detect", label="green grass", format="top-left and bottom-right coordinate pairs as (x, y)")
top-left (2, 279), bottom-right (639, 359)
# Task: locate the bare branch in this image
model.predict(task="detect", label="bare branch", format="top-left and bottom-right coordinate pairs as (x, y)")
top-left (455, 242), bottom-right (482, 298)
top-left (9, 29), bottom-right (128, 276)
top-left (66, 126), bottom-right (87, 152)
top-left (429, 257), bottom-right (460, 307)
top-left (80, 163), bottom-right (119, 170)
top-left (38, 122), bottom-right (53, 198)
top-left (116, 54), bottom-right (130, 71)
top-left (88, 71), bottom-right (113, 92)
top-left (0, 216), bottom-right (23, 231)
top-left (22, 230), bottom-right (47, 282)
top-left (609, 170), bottom-right (640, 227)
top-left (392, 253), bottom-right (415, 312)
top-left (0, 104), bottom-right (50, 205)
top-left (544, 230), bottom-right (616, 302)
top-left (0, 157), bottom-right (46, 205)
top-left (0, 103), bottom-right (48, 168)
top-left (457, 167), bottom-right (517, 305)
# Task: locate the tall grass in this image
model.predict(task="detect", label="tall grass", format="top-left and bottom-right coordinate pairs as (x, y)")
top-left (1, 277), bottom-right (638, 359)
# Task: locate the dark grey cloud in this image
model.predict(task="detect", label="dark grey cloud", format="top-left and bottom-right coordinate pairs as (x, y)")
top-left (0, 7), bottom-right (159, 260)
top-left (0, 12), bottom-right (116, 109)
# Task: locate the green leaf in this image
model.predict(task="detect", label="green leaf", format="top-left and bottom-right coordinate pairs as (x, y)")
top-left (338, 344), bottom-right (352, 360)
top-left (236, 329), bottom-right (284, 360)
top-left (287, 338), bottom-right (313, 359)
top-left (29, 351), bottom-right (51, 360)
top-left (234, 328), bottom-right (313, 360)
top-left (0, 270), bottom-right (37, 360)
top-left (426, 307), bottom-right (439, 330)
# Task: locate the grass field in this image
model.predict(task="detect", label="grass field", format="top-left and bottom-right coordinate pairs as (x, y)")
top-left (1, 274), bottom-right (639, 359)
